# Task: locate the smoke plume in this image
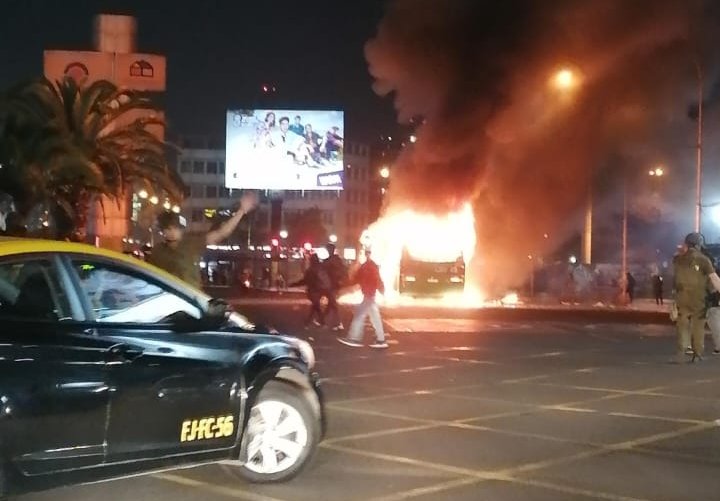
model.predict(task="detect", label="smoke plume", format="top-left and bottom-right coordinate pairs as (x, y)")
top-left (366, 0), bottom-right (712, 294)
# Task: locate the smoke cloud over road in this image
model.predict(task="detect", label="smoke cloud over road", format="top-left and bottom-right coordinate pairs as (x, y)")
top-left (366, 0), bottom-right (713, 293)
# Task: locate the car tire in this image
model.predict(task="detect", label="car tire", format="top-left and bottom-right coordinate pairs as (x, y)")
top-left (223, 381), bottom-right (320, 483)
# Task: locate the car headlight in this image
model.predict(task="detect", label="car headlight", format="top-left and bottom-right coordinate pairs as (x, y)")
top-left (281, 336), bottom-right (316, 369)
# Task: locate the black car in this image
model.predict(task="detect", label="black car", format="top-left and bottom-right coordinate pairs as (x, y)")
top-left (0, 238), bottom-right (324, 497)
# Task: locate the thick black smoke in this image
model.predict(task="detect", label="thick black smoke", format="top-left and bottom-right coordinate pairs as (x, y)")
top-left (366, 0), bottom-right (712, 294)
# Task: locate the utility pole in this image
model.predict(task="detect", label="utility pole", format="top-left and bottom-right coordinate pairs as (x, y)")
top-left (695, 59), bottom-right (703, 233)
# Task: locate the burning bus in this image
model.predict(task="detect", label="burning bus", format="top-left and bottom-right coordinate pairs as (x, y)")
top-left (357, 203), bottom-right (477, 304)
top-left (399, 247), bottom-right (465, 296)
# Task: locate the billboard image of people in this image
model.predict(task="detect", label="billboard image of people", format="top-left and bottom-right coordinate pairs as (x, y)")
top-left (226, 109), bottom-right (344, 190)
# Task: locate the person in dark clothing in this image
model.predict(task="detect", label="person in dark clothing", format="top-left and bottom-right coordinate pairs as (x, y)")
top-left (2, 212), bottom-right (27, 237)
top-left (652, 274), bottom-right (664, 305)
top-left (290, 254), bottom-right (331, 328)
top-left (323, 243), bottom-right (347, 330)
top-left (625, 272), bottom-right (636, 303)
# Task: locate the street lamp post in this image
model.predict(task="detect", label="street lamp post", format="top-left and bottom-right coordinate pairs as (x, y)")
top-left (550, 67), bottom-right (591, 264)
top-left (622, 167), bottom-right (666, 297)
top-left (694, 59), bottom-right (704, 233)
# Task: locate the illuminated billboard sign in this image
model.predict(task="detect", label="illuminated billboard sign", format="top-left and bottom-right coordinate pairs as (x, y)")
top-left (226, 109), bottom-right (344, 191)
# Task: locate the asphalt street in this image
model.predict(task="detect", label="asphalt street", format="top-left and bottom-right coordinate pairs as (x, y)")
top-left (19, 302), bottom-right (720, 501)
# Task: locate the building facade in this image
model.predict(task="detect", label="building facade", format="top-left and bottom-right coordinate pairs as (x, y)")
top-left (43, 14), bottom-right (167, 251)
top-left (176, 136), bottom-right (373, 251)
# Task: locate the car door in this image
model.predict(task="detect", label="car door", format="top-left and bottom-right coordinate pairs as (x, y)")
top-left (0, 255), bottom-right (113, 476)
top-left (64, 256), bottom-right (242, 462)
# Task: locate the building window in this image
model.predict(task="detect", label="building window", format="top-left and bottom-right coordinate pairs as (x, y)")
top-left (64, 62), bottom-right (89, 83)
top-left (190, 184), bottom-right (203, 198)
top-left (193, 161), bottom-right (204, 174)
top-left (206, 161), bottom-right (218, 174)
top-left (206, 185), bottom-right (218, 198)
top-left (219, 162), bottom-right (226, 174)
top-left (130, 60), bottom-right (154, 78)
top-left (180, 160), bottom-right (191, 173)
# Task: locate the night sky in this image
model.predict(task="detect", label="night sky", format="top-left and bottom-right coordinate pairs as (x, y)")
top-left (0, 0), bottom-right (397, 143)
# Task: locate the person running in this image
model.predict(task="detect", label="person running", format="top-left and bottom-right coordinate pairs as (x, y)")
top-left (290, 254), bottom-right (331, 328)
top-left (323, 243), bottom-right (347, 330)
top-left (337, 249), bottom-right (388, 349)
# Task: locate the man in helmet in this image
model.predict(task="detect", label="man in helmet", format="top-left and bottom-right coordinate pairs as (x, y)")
top-left (671, 232), bottom-right (720, 363)
top-left (148, 192), bottom-right (258, 288)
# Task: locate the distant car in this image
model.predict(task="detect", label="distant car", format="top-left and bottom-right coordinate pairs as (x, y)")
top-left (399, 248), bottom-right (465, 296)
top-left (0, 237), bottom-right (324, 497)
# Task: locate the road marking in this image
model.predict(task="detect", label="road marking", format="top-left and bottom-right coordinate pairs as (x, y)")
top-left (526, 351), bottom-right (565, 358)
top-left (501, 374), bottom-right (550, 383)
top-left (542, 405), bottom-right (597, 413)
top-left (323, 424), bottom-right (441, 445)
top-left (507, 477), bottom-right (652, 501)
top-left (607, 411), bottom-right (705, 425)
top-left (154, 473), bottom-right (283, 501)
top-left (367, 477), bottom-right (484, 501)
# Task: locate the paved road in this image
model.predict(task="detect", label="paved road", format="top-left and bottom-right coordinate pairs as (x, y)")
top-left (19, 302), bottom-right (720, 501)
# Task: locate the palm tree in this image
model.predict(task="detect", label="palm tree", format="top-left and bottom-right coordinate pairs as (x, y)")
top-left (0, 77), bottom-right (184, 240)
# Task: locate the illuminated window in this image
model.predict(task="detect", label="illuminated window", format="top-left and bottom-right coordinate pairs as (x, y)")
top-left (130, 60), bottom-right (154, 77)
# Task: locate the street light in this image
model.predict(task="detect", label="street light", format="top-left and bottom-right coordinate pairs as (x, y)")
top-left (149, 195), bottom-right (159, 205)
top-left (622, 167), bottom-right (668, 285)
top-left (553, 68), bottom-right (576, 90)
top-left (379, 166), bottom-right (390, 179)
top-left (138, 189), bottom-right (148, 199)
top-left (279, 229), bottom-right (288, 239)
top-left (329, 234), bottom-right (338, 243)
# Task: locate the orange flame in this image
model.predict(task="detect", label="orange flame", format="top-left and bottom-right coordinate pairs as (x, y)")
top-left (341, 203), bottom-right (485, 306)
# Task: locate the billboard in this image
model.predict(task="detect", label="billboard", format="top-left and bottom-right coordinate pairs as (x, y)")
top-left (226, 109), bottom-right (344, 191)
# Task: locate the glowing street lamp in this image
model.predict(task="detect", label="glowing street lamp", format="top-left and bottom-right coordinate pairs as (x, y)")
top-left (552, 68), bottom-right (577, 91)
top-left (279, 230), bottom-right (288, 239)
top-left (138, 189), bottom-right (148, 199)
top-left (162, 200), bottom-right (171, 211)
top-left (149, 195), bottom-right (159, 205)
top-left (648, 166), bottom-right (665, 177)
top-left (329, 234), bottom-right (338, 243)
top-left (379, 166), bottom-right (390, 179)
top-left (171, 205), bottom-right (181, 214)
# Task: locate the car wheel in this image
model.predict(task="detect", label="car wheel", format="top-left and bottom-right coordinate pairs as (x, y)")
top-left (224, 381), bottom-right (319, 483)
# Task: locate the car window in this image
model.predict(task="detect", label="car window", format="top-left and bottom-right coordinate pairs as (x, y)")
top-left (0, 259), bottom-right (71, 321)
top-left (71, 260), bottom-right (202, 324)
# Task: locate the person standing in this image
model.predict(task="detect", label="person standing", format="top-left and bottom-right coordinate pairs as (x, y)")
top-left (652, 273), bottom-right (664, 305)
top-left (148, 192), bottom-right (258, 288)
top-left (671, 232), bottom-right (720, 363)
top-left (290, 254), bottom-right (331, 328)
top-left (625, 272), bottom-right (636, 303)
top-left (323, 243), bottom-right (347, 330)
top-left (337, 249), bottom-right (388, 349)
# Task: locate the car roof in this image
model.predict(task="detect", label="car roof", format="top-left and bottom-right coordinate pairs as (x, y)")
top-left (0, 237), bottom-right (207, 298)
